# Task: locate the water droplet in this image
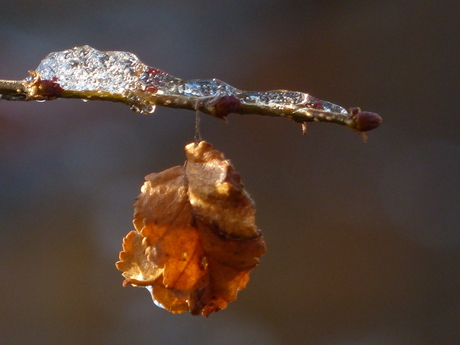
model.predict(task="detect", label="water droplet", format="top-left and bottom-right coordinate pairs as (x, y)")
top-left (130, 104), bottom-right (156, 114)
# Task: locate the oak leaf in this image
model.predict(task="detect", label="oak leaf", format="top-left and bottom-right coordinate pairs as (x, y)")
top-left (116, 141), bottom-right (265, 316)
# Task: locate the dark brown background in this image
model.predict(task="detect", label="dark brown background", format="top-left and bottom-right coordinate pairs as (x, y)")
top-left (1, 1), bottom-right (459, 344)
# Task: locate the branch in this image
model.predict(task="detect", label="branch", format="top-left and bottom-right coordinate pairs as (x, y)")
top-left (0, 80), bottom-right (27, 100)
top-left (0, 46), bottom-right (381, 140)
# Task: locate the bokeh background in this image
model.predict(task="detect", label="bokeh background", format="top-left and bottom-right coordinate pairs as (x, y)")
top-left (1, 1), bottom-right (459, 344)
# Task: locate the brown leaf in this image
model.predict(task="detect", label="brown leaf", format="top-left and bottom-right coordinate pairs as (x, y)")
top-left (116, 141), bottom-right (265, 316)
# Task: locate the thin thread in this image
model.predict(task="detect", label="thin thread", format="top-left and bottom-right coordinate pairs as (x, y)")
top-left (194, 102), bottom-right (201, 145)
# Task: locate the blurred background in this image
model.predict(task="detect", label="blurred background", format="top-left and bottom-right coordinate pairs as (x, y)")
top-left (0, 1), bottom-right (459, 344)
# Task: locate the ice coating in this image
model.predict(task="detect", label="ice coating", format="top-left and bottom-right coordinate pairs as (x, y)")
top-left (31, 46), bottom-right (240, 113)
top-left (28, 45), bottom-right (381, 134)
top-left (34, 45), bottom-right (148, 94)
top-left (238, 91), bottom-right (348, 116)
top-left (32, 46), bottom-right (238, 102)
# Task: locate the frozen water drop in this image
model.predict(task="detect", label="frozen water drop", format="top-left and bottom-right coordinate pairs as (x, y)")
top-left (130, 104), bottom-right (156, 114)
top-left (143, 105), bottom-right (156, 114)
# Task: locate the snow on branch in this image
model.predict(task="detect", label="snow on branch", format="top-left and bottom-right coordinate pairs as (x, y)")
top-left (0, 45), bottom-right (381, 140)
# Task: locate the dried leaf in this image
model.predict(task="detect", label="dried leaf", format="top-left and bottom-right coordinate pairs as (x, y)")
top-left (116, 141), bottom-right (265, 316)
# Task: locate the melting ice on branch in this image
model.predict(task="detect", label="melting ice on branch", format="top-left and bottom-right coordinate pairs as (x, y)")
top-left (0, 45), bottom-right (381, 139)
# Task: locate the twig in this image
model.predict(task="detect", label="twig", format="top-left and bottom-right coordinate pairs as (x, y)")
top-left (0, 46), bottom-right (382, 140)
top-left (0, 79), bottom-right (27, 100)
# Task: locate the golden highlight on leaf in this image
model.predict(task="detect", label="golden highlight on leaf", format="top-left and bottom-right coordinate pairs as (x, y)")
top-left (116, 141), bottom-right (265, 317)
